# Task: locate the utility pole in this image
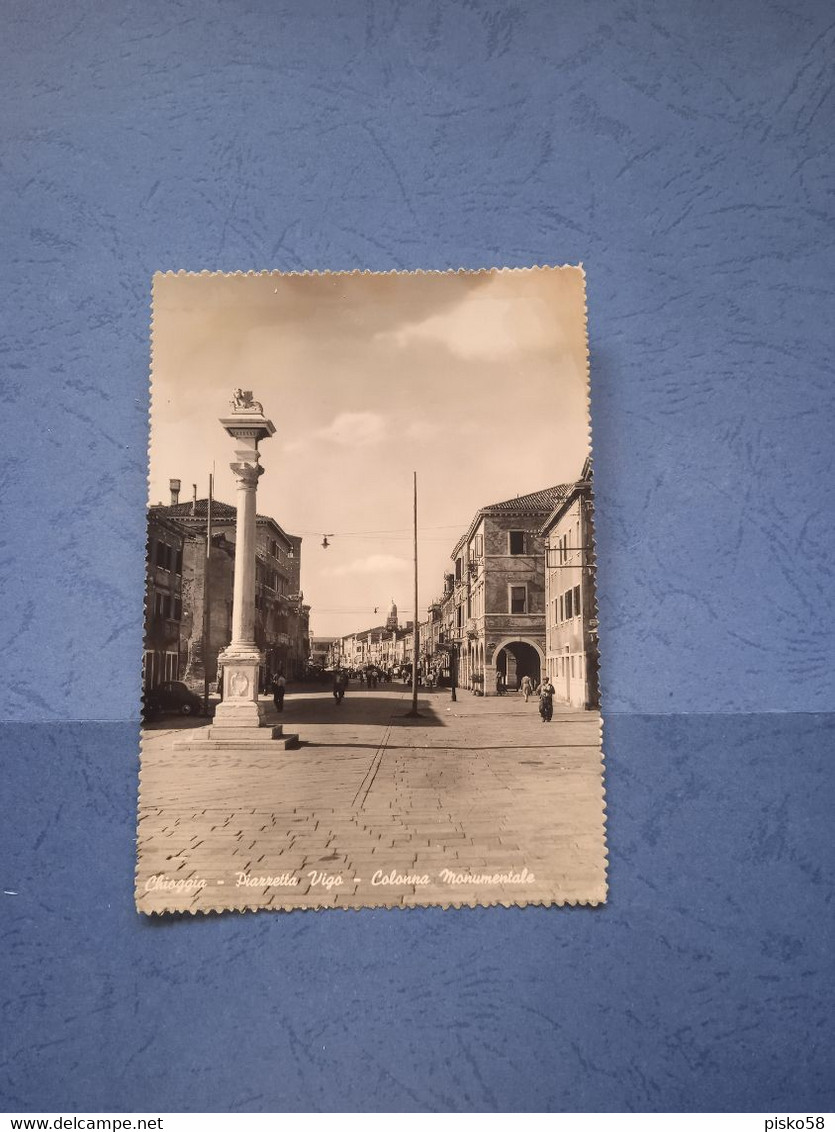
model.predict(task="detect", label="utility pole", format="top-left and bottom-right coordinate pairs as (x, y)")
top-left (407, 471), bottom-right (420, 717)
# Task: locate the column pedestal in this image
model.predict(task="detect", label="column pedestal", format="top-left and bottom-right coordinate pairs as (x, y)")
top-left (212, 646), bottom-right (266, 729)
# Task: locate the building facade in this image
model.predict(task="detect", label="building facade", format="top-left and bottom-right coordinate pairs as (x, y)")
top-left (143, 509), bottom-right (186, 691)
top-left (325, 480), bottom-right (598, 706)
top-left (541, 458), bottom-right (600, 709)
top-left (310, 637), bottom-right (337, 670)
top-left (449, 485), bottom-right (571, 695)
top-left (336, 603), bottom-right (414, 672)
top-left (151, 488), bottom-right (308, 691)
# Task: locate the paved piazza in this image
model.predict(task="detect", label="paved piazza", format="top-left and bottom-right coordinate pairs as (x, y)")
top-left (137, 686), bottom-right (607, 913)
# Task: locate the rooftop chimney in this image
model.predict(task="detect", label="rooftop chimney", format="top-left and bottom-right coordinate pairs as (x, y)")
top-left (192, 484), bottom-right (197, 515)
top-left (169, 478), bottom-right (181, 506)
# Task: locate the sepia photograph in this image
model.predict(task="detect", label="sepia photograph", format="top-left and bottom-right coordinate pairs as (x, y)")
top-left (138, 266), bottom-right (607, 913)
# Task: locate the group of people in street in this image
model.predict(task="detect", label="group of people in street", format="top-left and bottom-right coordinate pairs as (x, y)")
top-left (493, 671), bottom-right (542, 697)
top-left (269, 665), bottom-right (557, 720)
top-left (274, 667), bottom-right (348, 708)
top-left (494, 670), bottom-right (556, 721)
top-left (270, 666), bottom-right (406, 712)
top-left (328, 664), bottom-right (445, 703)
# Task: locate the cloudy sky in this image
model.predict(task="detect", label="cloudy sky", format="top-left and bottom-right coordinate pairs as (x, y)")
top-left (149, 268), bottom-right (590, 638)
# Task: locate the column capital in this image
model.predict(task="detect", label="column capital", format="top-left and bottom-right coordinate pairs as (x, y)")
top-left (230, 461), bottom-right (264, 489)
top-left (219, 418), bottom-right (276, 446)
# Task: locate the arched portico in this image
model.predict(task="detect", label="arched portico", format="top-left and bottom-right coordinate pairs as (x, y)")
top-left (487, 637), bottom-right (545, 693)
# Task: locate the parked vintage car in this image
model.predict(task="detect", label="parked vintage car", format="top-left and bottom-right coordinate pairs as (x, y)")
top-left (143, 680), bottom-right (204, 719)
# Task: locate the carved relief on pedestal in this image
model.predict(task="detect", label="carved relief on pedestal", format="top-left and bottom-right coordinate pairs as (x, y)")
top-left (229, 670), bottom-right (250, 698)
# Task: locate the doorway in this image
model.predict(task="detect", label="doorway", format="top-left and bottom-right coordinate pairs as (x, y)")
top-left (495, 641), bottom-right (541, 690)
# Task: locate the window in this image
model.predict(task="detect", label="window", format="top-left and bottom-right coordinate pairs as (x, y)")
top-left (559, 595), bottom-right (564, 623)
top-left (564, 589), bottom-right (573, 620)
top-left (509, 531), bottom-right (524, 555)
top-left (510, 586), bottom-right (527, 614)
top-left (475, 534), bottom-right (484, 557)
top-left (455, 557), bottom-right (462, 582)
top-left (573, 584), bottom-right (581, 617)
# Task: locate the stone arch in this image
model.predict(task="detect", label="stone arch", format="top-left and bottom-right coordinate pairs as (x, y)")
top-left (491, 637), bottom-right (545, 688)
top-left (489, 636), bottom-right (545, 666)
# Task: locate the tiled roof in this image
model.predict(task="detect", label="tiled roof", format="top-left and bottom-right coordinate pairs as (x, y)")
top-left (540, 463), bottom-right (594, 532)
top-left (451, 483), bottom-right (575, 556)
top-left (147, 507), bottom-right (190, 537)
top-left (158, 499), bottom-right (296, 537)
top-left (165, 499), bottom-right (237, 519)
top-left (482, 484), bottom-right (572, 514)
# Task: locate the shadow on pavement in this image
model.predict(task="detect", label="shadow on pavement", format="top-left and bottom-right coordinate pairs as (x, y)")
top-left (141, 712), bottom-right (215, 733)
top-left (276, 689), bottom-right (449, 729)
top-left (142, 686), bottom-right (457, 733)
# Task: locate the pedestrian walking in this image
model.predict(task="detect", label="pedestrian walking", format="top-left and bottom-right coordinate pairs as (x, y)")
top-left (521, 674), bottom-right (533, 702)
top-left (495, 670), bottom-right (505, 696)
top-left (332, 669), bottom-right (347, 705)
top-left (271, 671), bottom-right (286, 713)
top-left (538, 676), bottom-right (555, 722)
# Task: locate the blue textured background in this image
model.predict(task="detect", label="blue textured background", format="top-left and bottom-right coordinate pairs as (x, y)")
top-left (1, 0), bottom-right (833, 1113)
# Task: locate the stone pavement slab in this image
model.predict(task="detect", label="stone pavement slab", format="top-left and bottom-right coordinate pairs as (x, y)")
top-left (137, 684), bottom-right (607, 913)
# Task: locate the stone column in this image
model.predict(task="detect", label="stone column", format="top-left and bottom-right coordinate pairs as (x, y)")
top-left (212, 391), bottom-right (276, 731)
top-left (229, 459), bottom-right (259, 647)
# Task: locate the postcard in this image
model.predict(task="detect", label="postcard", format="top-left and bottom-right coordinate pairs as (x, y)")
top-left (138, 267), bottom-right (606, 912)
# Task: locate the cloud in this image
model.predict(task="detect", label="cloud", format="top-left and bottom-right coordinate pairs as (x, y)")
top-left (405, 419), bottom-right (439, 441)
top-left (377, 278), bottom-right (563, 362)
top-left (321, 554), bottom-right (411, 578)
top-left (285, 411), bottom-right (386, 452)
